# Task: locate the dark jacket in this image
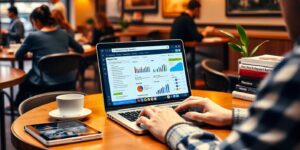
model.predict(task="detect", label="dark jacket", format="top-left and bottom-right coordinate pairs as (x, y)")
top-left (8, 17), bottom-right (25, 43)
top-left (170, 13), bottom-right (203, 42)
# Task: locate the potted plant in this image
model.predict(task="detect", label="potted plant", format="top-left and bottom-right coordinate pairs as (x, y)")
top-left (220, 25), bottom-right (269, 57)
top-left (119, 19), bottom-right (130, 31)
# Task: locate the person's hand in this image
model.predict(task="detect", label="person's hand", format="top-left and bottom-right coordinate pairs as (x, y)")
top-left (201, 26), bottom-right (216, 37)
top-left (1, 29), bottom-right (8, 34)
top-left (175, 96), bottom-right (232, 127)
top-left (136, 106), bottom-right (185, 142)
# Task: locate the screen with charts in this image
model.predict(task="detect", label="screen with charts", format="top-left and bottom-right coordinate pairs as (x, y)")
top-left (98, 42), bottom-right (190, 107)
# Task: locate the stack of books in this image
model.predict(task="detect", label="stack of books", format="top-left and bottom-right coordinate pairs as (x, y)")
top-left (232, 55), bottom-right (283, 101)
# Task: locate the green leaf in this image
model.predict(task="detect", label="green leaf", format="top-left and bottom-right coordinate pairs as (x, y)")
top-left (228, 42), bottom-right (243, 53)
top-left (241, 45), bottom-right (248, 57)
top-left (250, 40), bottom-right (269, 56)
top-left (220, 30), bottom-right (237, 40)
top-left (236, 24), bottom-right (249, 48)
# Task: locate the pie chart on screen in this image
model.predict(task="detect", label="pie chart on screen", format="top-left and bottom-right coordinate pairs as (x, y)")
top-left (137, 86), bottom-right (144, 92)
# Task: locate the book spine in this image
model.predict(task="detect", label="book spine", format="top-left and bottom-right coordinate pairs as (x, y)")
top-left (232, 91), bottom-right (256, 101)
top-left (235, 84), bottom-right (257, 94)
top-left (239, 57), bottom-right (280, 68)
top-left (239, 64), bottom-right (273, 73)
top-left (239, 69), bottom-right (268, 79)
top-left (239, 76), bottom-right (261, 88)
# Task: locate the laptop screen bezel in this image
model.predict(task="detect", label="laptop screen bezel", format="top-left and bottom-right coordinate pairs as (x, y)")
top-left (96, 40), bottom-right (192, 111)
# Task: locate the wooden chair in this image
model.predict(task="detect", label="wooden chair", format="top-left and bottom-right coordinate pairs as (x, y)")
top-left (18, 91), bottom-right (86, 115)
top-left (146, 30), bottom-right (162, 40)
top-left (201, 59), bottom-right (231, 92)
top-left (38, 53), bottom-right (82, 92)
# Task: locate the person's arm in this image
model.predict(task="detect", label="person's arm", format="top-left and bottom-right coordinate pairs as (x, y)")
top-left (158, 55), bottom-right (300, 150)
top-left (15, 35), bottom-right (32, 59)
top-left (8, 21), bottom-right (24, 40)
top-left (186, 19), bottom-right (203, 42)
top-left (68, 35), bottom-right (84, 53)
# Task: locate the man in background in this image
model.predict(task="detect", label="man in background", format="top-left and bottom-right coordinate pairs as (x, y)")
top-left (1, 6), bottom-right (24, 44)
top-left (170, 0), bottom-right (215, 88)
top-left (137, 0), bottom-right (300, 149)
top-left (49, 0), bottom-right (67, 19)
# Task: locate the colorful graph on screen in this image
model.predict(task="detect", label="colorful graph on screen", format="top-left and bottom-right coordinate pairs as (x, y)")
top-left (153, 64), bottom-right (168, 72)
top-left (156, 84), bottom-right (170, 95)
top-left (134, 66), bottom-right (150, 73)
top-left (170, 62), bottom-right (184, 72)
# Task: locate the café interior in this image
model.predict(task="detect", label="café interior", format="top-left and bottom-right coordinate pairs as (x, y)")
top-left (0, 0), bottom-right (296, 150)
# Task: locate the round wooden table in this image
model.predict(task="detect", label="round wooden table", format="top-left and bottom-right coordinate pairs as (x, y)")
top-left (0, 66), bottom-right (26, 150)
top-left (11, 90), bottom-right (251, 150)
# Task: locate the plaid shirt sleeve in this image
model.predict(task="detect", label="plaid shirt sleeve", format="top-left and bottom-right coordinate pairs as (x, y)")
top-left (166, 44), bottom-right (300, 150)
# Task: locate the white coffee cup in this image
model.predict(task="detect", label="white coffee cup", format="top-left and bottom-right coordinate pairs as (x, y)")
top-left (56, 94), bottom-right (84, 117)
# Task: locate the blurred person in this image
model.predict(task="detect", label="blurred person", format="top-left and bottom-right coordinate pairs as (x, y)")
top-left (91, 13), bottom-right (115, 46)
top-left (170, 0), bottom-right (215, 87)
top-left (137, 0), bottom-right (300, 149)
top-left (1, 6), bottom-right (24, 43)
top-left (51, 9), bottom-right (74, 37)
top-left (14, 5), bottom-right (83, 107)
top-left (49, 0), bottom-right (67, 19)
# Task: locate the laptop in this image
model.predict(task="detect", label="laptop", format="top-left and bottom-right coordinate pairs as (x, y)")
top-left (96, 40), bottom-right (191, 134)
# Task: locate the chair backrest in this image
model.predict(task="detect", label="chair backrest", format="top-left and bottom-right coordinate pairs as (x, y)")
top-left (18, 91), bottom-right (86, 115)
top-left (201, 59), bottom-right (231, 92)
top-left (147, 30), bottom-right (162, 40)
top-left (99, 35), bottom-right (119, 43)
top-left (38, 53), bottom-right (82, 85)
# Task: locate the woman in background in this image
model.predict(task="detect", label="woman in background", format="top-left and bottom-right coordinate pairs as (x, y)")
top-left (51, 9), bottom-right (74, 37)
top-left (91, 13), bottom-right (115, 45)
top-left (15, 5), bottom-right (83, 107)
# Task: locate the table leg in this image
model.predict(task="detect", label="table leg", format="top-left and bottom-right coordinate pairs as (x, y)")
top-left (0, 90), bottom-right (6, 150)
top-left (223, 44), bottom-right (229, 70)
top-left (18, 60), bottom-right (24, 70)
top-left (190, 49), bottom-right (196, 89)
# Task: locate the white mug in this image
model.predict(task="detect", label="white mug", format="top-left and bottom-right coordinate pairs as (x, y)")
top-left (56, 94), bottom-right (84, 117)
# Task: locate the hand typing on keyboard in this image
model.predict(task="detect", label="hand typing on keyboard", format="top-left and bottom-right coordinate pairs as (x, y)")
top-left (136, 106), bottom-right (185, 142)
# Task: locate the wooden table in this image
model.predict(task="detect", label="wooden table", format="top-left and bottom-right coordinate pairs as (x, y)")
top-left (115, 31), bottom-right (149, 41)
top-left (11, 90), bottom-right (251, 150)
top-left (0, 66), bottom-right (26, 150)
top-left (0, 46), bottom-right (96, 69)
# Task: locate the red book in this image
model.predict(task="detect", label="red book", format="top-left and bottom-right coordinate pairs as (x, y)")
top-left (239, 69), bottom-right (268, 79)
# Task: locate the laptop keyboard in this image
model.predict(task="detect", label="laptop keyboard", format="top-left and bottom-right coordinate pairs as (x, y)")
top-left (119, 110), bottom-right (141, 122)
top-left (119, 106), bottom-right (178, 122)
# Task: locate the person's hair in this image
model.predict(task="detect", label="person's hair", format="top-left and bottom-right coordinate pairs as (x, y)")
top-left (95, 13), bottom-right (111, 29)
top-left (51, 9), bottom-right (73, 32)
top-left (187, 0), bottom-right (201, 10)
top-left (8, 6), bottom-right (18, 15)
top-left (30, 5), bottom-right (56, 26)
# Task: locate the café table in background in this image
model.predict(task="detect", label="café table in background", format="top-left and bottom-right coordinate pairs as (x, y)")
top-left (0, 66), bottom-right (25, 150)
top-left (11, 90), bottom-right (251, 150)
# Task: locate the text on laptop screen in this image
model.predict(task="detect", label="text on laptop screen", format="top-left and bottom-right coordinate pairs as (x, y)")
top-left (99, 43), bottom-right (190, 107)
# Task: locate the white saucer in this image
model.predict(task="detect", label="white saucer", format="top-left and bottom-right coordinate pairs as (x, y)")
top-left (49, 108), bottom-right (92, 120)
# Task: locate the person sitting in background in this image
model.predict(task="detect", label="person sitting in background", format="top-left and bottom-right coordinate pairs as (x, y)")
top-left (51, 9), bottom-right (74, 37)
top-left (137, 0), bottom-right (300, 149)
top-left (49, 0), bottom-right (67, 20)
top-left (91, 13), bottom-right (115, 46)
top-left (15, 5), bottom-right (83, 107)
top-left (1, 6), bottom-right (24, 43)
top-left (170, 0), bottom-right (215, 87)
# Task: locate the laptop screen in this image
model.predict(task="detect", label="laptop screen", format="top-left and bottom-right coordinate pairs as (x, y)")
top-left (97, 40), bottom-right (191, 110)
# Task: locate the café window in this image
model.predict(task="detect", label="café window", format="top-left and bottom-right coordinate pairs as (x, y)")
top-left (0, 0), bottom-right (49, 34)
